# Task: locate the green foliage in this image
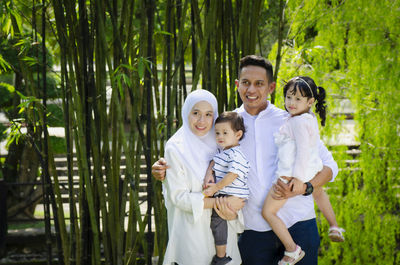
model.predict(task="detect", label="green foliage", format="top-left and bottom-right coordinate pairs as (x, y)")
top-left (46, 103), bottom-right (63, 127)
top-left (0, 123), bottom-right (7, 142)
top-left (277, 0), bottom-right (400, 264)
top-left (4, 118), bottom-right (26, 148)
top-left (0, 53), bottom-right (10, 73)
top-left (0, 77), bottom-right (15, 108)
top-left (8, 221), bottom-right (45, 230)
top-left (32, 72), bottom-right (61, 99)
top-left (0, 35), bottom-right (54, 73)
top-left (49, 136), bottom-right (66, 154)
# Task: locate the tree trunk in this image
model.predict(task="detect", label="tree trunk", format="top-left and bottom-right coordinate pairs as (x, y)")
top-left (6, 140), bottom-right (41, 219)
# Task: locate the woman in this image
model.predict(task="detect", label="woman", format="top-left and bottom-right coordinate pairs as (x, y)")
top-left (162, 90), bottom-right (244, 265)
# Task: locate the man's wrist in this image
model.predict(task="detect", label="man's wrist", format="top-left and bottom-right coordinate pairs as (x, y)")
top-left (303, 182), bottom-right (314, 196)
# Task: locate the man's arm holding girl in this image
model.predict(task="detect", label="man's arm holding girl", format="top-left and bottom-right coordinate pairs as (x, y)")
top-left (273, 140), bottom-right (338, 199)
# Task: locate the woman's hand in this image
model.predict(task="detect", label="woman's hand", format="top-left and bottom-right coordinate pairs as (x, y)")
top-left (214, 197), bottom-right (237, 220)
top-left (151, 158), bottom-right (169, 181)
top-left (202, 161), bottom-right (215, 189)
top-left (203, 183), bottom-right (218, 197)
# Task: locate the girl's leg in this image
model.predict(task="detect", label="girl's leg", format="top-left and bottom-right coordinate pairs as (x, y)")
top-left (313, 187), bottom-right (345, 242)
top-left (312, 187), bottom-right (338, 227)
top-left (262, 191), bottom-right (296, 253)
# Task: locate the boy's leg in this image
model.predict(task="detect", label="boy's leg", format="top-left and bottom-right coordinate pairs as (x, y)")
top-left (211, 209), bottom-right (228, 257)
top-left (288, 219), bottom-right (320, 265)
top-left (238, 229), bottom-right (283, 265)
top-left (313, 187), bottom-right (338, 227)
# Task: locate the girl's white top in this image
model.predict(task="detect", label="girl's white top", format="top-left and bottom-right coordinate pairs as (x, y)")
top-left (162, 90), bottom-right (243, 265)
top-left (274, 112), bottom-right (323, 182)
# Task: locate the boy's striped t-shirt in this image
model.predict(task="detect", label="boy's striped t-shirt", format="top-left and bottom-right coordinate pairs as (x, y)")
top-left (212, 145), bottom-right (250, 198)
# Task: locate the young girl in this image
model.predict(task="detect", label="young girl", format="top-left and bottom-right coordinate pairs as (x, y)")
top-left (262, 76), bottom-right (344, 265)
top-left (203, 111), bottom-right (249, 265)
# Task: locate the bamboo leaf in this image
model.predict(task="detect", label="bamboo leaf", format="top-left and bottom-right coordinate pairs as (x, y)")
top-left (21, 56), bottom-right (39, 67)
top-left (138, 58), bottom-right (145, 80)
top-left (0, 55), bottom-right (11, 73)
top-left (154, 30), bottom-right (174, 37)
top-left (2, 19), bottom-right (12, 35)
top-left (0, 82), bottom-right (14, 92)
top-left (9, 8), bottom-right (23, 33)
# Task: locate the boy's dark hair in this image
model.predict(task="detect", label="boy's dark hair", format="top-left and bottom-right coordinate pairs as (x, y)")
top-left (215, 111), bottom-right (246, 140)
top-left (239, 55), bottom-right (274, 83)
top-left (283, 76), bottom-right (327, 126)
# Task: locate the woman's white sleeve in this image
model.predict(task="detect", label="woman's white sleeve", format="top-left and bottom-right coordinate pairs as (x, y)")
top-left (228, 209), bottom-right (245, 234)
top-left (163, 147), bottom-right (205, 222)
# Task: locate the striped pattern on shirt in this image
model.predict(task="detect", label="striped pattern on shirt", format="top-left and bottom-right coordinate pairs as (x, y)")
top-left (212, 145), bottom-right (250, 198)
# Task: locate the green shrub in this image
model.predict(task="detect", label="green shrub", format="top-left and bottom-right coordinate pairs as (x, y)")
top-left (47, 104), bottom-right (64, 127)
top-left (49, 136), bottom-right (66, 154)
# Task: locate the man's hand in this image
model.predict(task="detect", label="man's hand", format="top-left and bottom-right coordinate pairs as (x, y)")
top-left (271, 176), bottom-right (306, 200)
top-left (226, 196), bottom-right (245, 212)
top-left (151, 158), bottom-right (169, 181)
top-left (272, 176), bottom-right (292, 200)
top-left (273, 167), bottom-right (334, 199)
top-left (290, 178), bottom-right (306, 195)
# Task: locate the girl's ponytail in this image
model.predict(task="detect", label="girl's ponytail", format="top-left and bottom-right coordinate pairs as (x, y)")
top-left (315, 86), bottom-right (327, 126)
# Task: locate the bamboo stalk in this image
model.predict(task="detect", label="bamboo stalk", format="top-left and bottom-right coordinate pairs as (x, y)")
top-left (191, 0), bottom-right (197, 86)
top-left (145, 1), bottom-right (155, 264)
top-left (40, 4), bottom-right (52, 262)
top-left (249, 0), bottom-right (263, 55)
top-left (166, 0), bottom-right (173, 139)
top-left (93, 1), bottom-right (114, 263)
top-left (272, 0), bottom-right (287, 104)
top-left (52, 0), bottom-right (77, 262)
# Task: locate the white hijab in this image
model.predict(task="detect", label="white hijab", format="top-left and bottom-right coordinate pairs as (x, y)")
top-left (166, 89), bottom-right (218, 182)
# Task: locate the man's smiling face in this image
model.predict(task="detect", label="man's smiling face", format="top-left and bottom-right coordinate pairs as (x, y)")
top-left (236, 65), bottom-right (275, 116)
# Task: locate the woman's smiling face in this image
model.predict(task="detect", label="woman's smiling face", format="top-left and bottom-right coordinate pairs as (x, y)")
top-left (188, 101), bottom-right (214, 137)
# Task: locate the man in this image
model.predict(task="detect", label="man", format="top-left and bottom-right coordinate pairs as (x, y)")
top-left (152, 55), bottom-right (338, 264)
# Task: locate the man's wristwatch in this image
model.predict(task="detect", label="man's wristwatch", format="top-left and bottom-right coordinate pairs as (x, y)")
top-left (303, 182), bottom-right (314, 196)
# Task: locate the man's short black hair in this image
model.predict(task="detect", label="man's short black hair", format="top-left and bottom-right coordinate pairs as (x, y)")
top-left (239, 55), bottom-right (274, 83)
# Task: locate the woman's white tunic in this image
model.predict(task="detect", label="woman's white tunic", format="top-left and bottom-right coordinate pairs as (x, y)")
top-left (162, 140), bottom-right (243, 265)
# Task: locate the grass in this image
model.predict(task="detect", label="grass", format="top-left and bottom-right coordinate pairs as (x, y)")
top-left (7, 221), bottom-right (45, 231)
top-left (8, 202), bottom-right (72, 231)
top-left (49, 136), bottom-right (66, 154)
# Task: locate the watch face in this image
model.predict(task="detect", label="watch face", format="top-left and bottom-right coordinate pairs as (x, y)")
top-left (304, 182), bottom-right (313, 195)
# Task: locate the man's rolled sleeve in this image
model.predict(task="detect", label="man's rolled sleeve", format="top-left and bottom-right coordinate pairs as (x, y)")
top-left (318, 139), bottom-right (339, 181)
